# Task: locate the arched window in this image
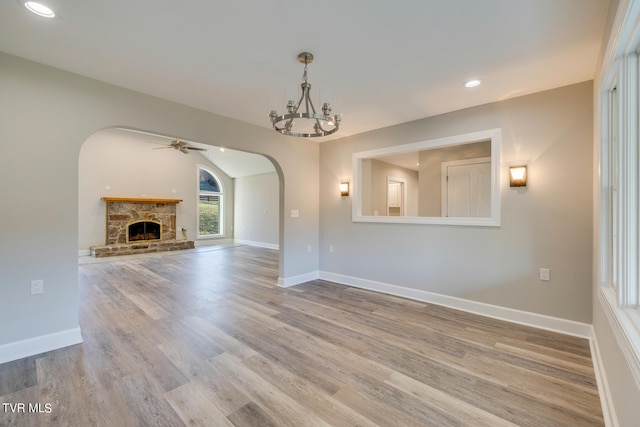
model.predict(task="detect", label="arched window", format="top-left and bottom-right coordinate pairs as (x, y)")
top-left (198, 167), bottom-right (223, 237)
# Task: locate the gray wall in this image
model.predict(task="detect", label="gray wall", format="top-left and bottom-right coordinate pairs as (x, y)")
top-left (364, 159), bottom-right (418, 216)
top-left (0, 52), bottom-right (319, 348)
top-left (78, 129), bottom-right (234, 250)
top-left (320, 81), bottom-right (593, 323)
top-left (234, 172), bottom-right (280, 247)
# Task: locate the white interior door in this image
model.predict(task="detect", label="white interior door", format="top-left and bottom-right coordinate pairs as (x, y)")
top-left (387, 178), bottom-right (406, 216)
top-left (442, 159), bottom-right (491, 217)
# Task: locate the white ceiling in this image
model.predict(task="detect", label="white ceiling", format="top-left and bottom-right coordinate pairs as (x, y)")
top-left (377, 152), bottom-right (421, 172)
top-left (0, 1), bottom-right (610, 142)
top-left (196, 146), bottom-right (276, 178)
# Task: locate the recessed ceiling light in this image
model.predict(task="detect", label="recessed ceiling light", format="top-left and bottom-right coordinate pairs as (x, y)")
top-left (24, 1), bottom-right (55, 18)
top-left (465, 79), bottom-right (481, 88)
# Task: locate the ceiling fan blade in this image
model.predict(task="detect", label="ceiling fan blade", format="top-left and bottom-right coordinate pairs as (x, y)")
top-left (150, 139), bottom-right (204, 154)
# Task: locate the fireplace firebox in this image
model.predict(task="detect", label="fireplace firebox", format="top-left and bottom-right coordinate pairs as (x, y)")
top-left (127, 220), bottom-right (161, 243)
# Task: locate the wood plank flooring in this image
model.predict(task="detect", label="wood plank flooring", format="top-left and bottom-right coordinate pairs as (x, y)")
top-left (1, 245), bottom-right (604, 426)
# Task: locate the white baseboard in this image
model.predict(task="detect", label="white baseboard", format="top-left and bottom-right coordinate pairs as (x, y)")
top-left (0, 327), bottom-right (83, 365)
top-left (278, 271), bottom-right (319, 288)
top-left (590, 329), bottom-right (618, 427)
top-left (319, 271), bottom-right (593, 339)
top-left (78, 249), bottom-right (91, 257)
top-left (234, 239), bottom-right (279, 250)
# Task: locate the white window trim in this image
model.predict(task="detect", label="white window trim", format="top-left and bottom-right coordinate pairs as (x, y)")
top-left (616, 53), bottom-right (639, 308)
top-left (597, 0), bottom-right (640, 390)
top-left (600, 288), bottom-right (640, 385)
top-left (197, 165), bottom-right (224, 239)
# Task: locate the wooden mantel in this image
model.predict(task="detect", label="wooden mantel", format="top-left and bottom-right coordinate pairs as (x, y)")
top-left (101, 197), bottom-right (183, 204)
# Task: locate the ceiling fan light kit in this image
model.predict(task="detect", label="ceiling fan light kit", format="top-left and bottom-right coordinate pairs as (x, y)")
top-left (269, 52), bottom-right (341, 138)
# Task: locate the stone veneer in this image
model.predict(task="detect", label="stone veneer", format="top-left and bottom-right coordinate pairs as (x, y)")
top-left (90, 240), bottom-right (194, 257)
top-left (90, 197), bottom-right (194, 257)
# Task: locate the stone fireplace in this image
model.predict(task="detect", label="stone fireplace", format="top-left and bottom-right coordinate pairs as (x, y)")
top-left (90, 197), bottom-right (194, 257)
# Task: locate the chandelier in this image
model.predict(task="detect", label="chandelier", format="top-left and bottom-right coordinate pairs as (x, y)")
top-left (269, 52), bottom-right (341, 138)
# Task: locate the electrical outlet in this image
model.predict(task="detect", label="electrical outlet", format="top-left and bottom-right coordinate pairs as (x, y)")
top-left (31, 279), bottom-right (44, 295)
top-left (329, 245), bottom-right (334, 253)
top-left (539, 268), bottom-right (550, 281)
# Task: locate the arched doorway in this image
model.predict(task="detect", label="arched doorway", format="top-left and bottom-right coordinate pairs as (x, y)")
top-left (78, 127), bottom-right (284, 281)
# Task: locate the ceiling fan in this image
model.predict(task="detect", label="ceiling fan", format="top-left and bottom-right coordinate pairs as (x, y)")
top-left (154, 140), bottom-right (206, 154)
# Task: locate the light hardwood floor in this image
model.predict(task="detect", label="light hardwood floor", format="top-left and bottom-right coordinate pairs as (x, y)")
top-left (1, 245), bottom-right (603, 426)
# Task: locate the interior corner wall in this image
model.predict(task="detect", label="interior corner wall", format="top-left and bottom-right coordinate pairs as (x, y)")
top-left (234, 172), bottom-right (280, 247)
top-left (320, 81), bottom-right (594, 323)
top-left (78, 129), bottom-right (235, 250)
top-left (0, 52), bottom-right (319, 354)
top-left (367, 160), bottom-right (418, 217)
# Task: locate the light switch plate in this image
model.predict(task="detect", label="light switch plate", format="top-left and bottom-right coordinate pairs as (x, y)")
top-left (539, 268), bottom-right (550, 281)
top-left (31, 279), bottom-right (44, 295)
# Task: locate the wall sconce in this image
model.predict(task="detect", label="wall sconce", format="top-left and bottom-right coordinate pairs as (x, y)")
top-left (509, 166), bottom-right (527, 187)
top-left (339, 181), bottom-right (350, 197)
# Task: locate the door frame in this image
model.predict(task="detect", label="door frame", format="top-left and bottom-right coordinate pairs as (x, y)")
top-left (386, 176), bottom-right (407, 216)
top-left (441, 157), bottom-right (491, 217)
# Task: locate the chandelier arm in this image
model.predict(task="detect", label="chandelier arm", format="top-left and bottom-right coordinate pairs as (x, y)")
top-left (304, 92), bottom-right (321, 132)
top-left (305, 95), bottom-right (332, 132)
top-left (284, 90), bottom-right (305, 129)
top-left (304, 86), bottom-right (312, 115)
top-left (285, 118), bottom-right (294, 129)
top-left (317, 121), bottom-right (331, 133)
top-left (271, 113), bottom-right (338, 137)
top-left (295, 90), bottom-right (304, 114)
top-left (306, 88), bottom-right (317, 114)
